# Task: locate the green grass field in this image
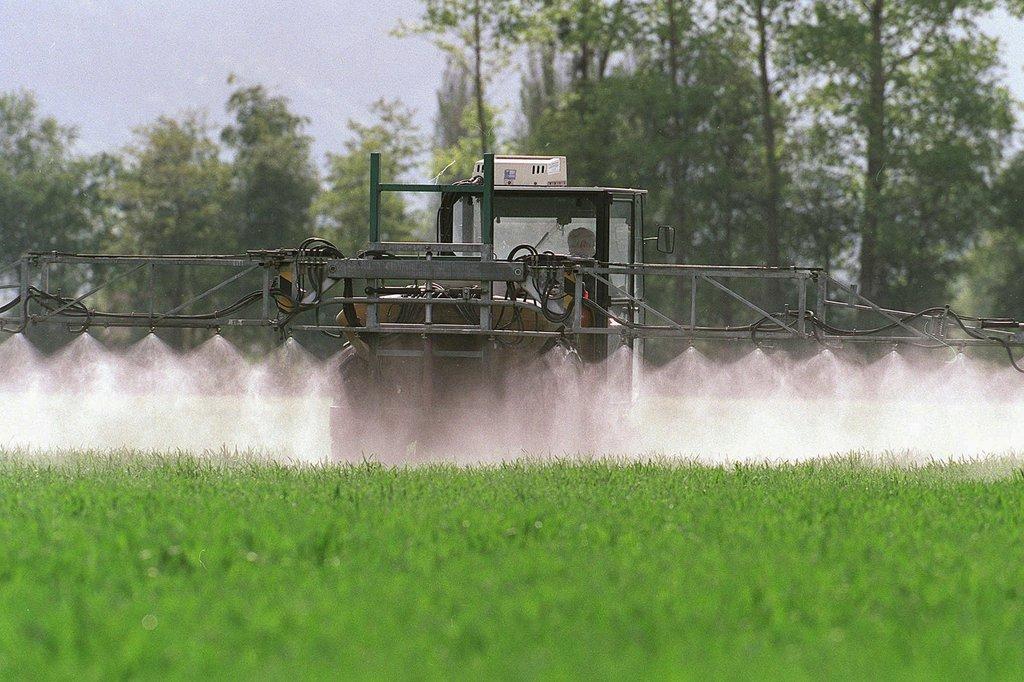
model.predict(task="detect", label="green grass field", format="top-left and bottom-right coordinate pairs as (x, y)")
top-left (2, 453), bottom-right (1023, 679)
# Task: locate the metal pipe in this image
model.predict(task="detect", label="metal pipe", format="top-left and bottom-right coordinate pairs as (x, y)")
top-left (261, 267), bottom-right (271, 322)
top-left (572, 272), bottom-right (583, 333)
top-left (826, 275), bottom-right (951, 348)
top-left (690, 276), bottom-right (698, 331)
top-left (589, 271), bottom-right (687, 332)
top-left (28, 253), bottom-right (253, 266)
top-left (481, 153), bottom-right (494, 249)
top-left (33, 263), bottom-right (147, 324)
top-left (700, 275), bottom-right (804, 338)
top-left (377, 183), bottom-right (485, 194)
top-left (583, 264), bottom-right (820, 277)
top-left (824, 298), bottom-right (943, 319)
top-left (369, 152), bottom-right (380, 243)
top-left (816, 275), bottom-right (827, 326)
top-left (368, 242), bottom-right (487, 253)
top-left (479, 153), bottom-right (494, 331)
top-left (147, 263), bottom-right (155, 319)
top-left (797, 277), bottom-right (807, 335)
top-left (19, 259), bottom-right (30, 329)
top-left (322, 296), bottom-right (533, 309)
top-left (154, 265), bottom-right (259, 320)
top-left (424, 251), bottom-right (433, 325)
top-left (12, 309), bottom-right (1022, 347)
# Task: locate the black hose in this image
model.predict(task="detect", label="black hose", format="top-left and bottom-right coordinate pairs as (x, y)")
top-left (947, 310), bottom-right (1024, 374)
top-left (341, 277), bottom-right (361, 329)
top-left (436, 175), bottom-right (484, 243)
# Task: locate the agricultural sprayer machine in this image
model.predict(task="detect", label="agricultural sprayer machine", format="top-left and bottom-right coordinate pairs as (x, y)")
top-left (3, 154), bottom-right (1023, 454)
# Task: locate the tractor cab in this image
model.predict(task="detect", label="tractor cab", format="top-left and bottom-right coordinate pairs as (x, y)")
top-left (441, 187), bottom-right (646, 267)
top-left (435, 156), bottom-right (656, 330)
top-left (438, 155), bottom-right (648, 266)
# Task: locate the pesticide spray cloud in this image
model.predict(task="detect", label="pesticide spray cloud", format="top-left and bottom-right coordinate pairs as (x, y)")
top-left (0, 333), bottom-right (334, 460)
top-left (0, 333), bottom-right (1022, 462)
top-left (637, 346), bottom-right (1024, 461)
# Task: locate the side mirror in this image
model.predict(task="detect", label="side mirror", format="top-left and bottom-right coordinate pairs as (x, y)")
top-left (657, 225), bottom-right (675, 254)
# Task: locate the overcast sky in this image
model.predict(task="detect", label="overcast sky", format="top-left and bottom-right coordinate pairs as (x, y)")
top-left (2, 1), bottom-right (1023, 166)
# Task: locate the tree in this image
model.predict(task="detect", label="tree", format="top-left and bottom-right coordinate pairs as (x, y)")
top-left (435, 55), bottom-right (473, 151)
top-left (517, 1), bottom-right (765, 325)
top-left (111, 114), bottom-right (234, 346)
top-left (792, 0), bottom-right (1015, 305)
top-left (721, 0), bottom-right (802, 273)
top-left (316, 100), bottom-right (424, 256)
top-left (962, 152), bottom-right (1024, 318)
top-left (430, 55), bottom-right (498, 180)
top-left (787, 119), bottom-right (860, 273)
top-left (521, 0), bottom-right (639, 86)
top-left (518, 42), bottom-right (562, 143)
top-left (751, 0), bottom-right (785, 271)
top-left (0, 90), bottom-right (111, 263)
top-left (221, 80), bottom-right (318, 249)
top-left (515, 0), bottom-right (639, 154)
top-left (400, 0), bottom-right (518, 158)
top-left (115, 115), bottom-right (232, 254)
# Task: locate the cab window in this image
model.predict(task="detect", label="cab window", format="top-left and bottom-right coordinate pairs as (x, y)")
top-left (609, 199), bottom-right (633, 289)
top-left (492, 195), bottom-right (598, 260)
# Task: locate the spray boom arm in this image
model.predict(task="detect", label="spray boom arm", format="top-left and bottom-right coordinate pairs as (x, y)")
top-left (2, 248), bottom-right (1022, 367)
top-left (2, 152), bottom-right (1023, 372)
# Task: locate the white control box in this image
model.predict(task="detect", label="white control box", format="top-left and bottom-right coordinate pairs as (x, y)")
top-left (473, 155), bottom-right (568, 186)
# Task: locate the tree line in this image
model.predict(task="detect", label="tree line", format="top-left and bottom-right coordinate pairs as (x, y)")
top-left (2, 0), bottom-right (1024, 329)
top-left (409, 0), bottom-right (1024, 318)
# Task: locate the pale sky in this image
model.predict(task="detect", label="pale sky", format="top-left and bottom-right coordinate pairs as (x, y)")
top-left (2, 1), bottom-right (1023, 165)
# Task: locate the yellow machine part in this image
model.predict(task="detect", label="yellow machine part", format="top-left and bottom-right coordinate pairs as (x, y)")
top-left (334, 287), bottom-right (592, 358)
top-left (274, 267), bottom-right (300, 314)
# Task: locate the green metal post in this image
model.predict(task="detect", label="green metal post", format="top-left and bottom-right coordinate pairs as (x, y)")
top-left (369, 152), bottom-right (381, 243)
top-left (797, 275), bottom-right (807, 335)
top-left (816, 274), bottom-right (827, 326)
top-left (19, 258), bottom-right (29, 329)
top-left (481, 153), bottom-right (494, 256)
top-left (368, 152), bottom-right (381, 327)
top-left (480, 153), bottom-right (494, 331)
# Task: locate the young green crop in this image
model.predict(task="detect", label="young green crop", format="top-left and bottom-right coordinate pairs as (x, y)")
top-left (0, 452), bottom-right (1022, 679)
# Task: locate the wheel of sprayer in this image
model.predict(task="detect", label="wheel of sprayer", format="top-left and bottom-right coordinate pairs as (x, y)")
top-left (328, 339), bottom-right (629, 460)
top-left (329, 346), bottom-right (426, 463)
top-left (329, 349), bottom-right (380, 462)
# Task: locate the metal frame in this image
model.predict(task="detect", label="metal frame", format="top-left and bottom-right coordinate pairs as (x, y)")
top-left (0, 253), bottom-right (273, 332)
top-left (3, 253), bottom-right (1018, 350)
top-left (2, 151), bottom-right (1020, 356)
